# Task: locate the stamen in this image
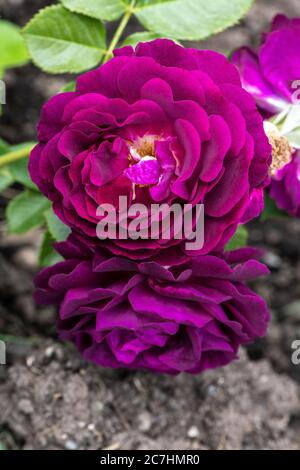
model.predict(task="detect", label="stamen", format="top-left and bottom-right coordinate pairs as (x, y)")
top-left (264, 122), bottom-right (294, 175)
top-left (130, 135), bottom-right (157, 162)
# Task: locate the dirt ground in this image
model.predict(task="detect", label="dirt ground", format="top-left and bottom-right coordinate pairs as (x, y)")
top-left (1, 0), bottom-right (300, 450)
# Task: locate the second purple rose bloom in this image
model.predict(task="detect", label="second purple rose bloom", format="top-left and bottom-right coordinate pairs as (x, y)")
top-left (35, 235), bottom-right (269, 374)
top-left (232, 14), bottom-right (300, 218)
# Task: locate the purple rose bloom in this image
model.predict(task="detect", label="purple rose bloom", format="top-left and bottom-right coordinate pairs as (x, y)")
top-left (30, 39), bottom-right (271, 260)
top-left (232, 14), bottom-right (300, 114)
top-left (270, 151), bottom-right (300, 217)
top-left (35, 235), bottom-right (270, 374)
top-left (232, 15), bottom-right (300, 217)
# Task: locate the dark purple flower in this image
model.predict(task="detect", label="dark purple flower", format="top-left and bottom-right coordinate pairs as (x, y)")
top-left (35, 235), bottom-right (270, 374)
top-left (270, 151), bottom-right (300, 217)
top-left (232, 15), bottom-right (300, 217)
top-left (232, 14), bottom-right (300, 114)
top-left (30, 39), bottom-right (271, 260)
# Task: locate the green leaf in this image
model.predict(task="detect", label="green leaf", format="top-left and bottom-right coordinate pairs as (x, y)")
top-left (39, 230), bottom-right (64, 267)
top-left (6, 190), bottom-right (50, 234)
top-left (122, 31), bottom-right (181, 47)
top-left (7, 142), bottom-right (37, 190)
top-left (61, 0), bottom-right (126, 21)
top-left (45, 209), bottom-right (71, 241)
top-left (0, 138), bottom-right (10, 155)
top-left (225, 225), bottom-right (248, 251)
top-left (135, 0), bottom-right (253, 41)
top-left (60, 80), bottom-right (76, 92)
top-left (137, 0), bottom-right (173, 6)
top-left (9, 159), bottom-right (36, 191)
top-left (0, 167), bottom-right (14, 192)
top-left (261, 193), bottom-right (287, 221)
top-left (0, 20), bottom-right (29, 75)
top-left (23, 5), bottom-right (106, 74)
top-left (0, 141), bottom-right (36, 191)
top-left (0, 139), bottom-right (14, 191)
top-left (0, 139), bottom-right (13, 191)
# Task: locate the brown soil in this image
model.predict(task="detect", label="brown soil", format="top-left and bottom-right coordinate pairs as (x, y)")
top-left (1, 345), bottom-right (299, 450)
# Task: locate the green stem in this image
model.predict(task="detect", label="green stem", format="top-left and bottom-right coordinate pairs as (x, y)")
top-left (102, 0), bottom-right (136, 64)
top-left (0, 143), bottom-right (35, 168)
